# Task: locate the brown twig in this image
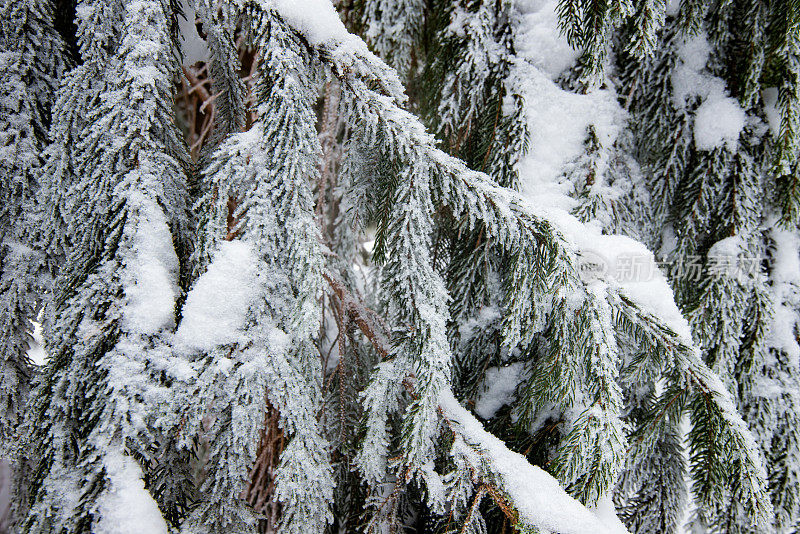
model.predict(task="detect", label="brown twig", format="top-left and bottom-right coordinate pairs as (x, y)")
top-left (322, 272), bottom-right (391, 360)
top-left (244, 396), bottom-right (284, 531)
top-left (320, 271), bottom-right (525, 530)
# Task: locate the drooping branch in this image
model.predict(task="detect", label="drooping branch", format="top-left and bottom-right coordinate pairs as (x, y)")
top-left (321, 271), bottom-right (620, 534)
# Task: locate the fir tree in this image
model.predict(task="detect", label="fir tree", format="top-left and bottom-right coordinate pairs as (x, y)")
top-left (176, 6), bottom-right (334, 532)
top-left (364, 1), bottom-right (778, 532)
top-left (20, 0), bottom-right (190, 530)
top-left (615, 1), bottom-right (800, 532)
top-left (0, 0), bottom-right (66, 458)
top-left (2, 0), bottom-right (788, 532)
top-left (361, 0), bottom-right (425, 79)
top-left (422, 0), bottom-right (527, 189)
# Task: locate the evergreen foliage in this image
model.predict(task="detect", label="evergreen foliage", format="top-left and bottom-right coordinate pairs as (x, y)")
top-left (0, 0), bottom-right (67, 457)
top-left (361, 0), bottom-right (425, 78)
top-left (2, 0), bottom-right (797, 533)
top-left (615, 2), bottom-right (800, 530)
top-left (366, 0), bottom-right (797, 532)
top-left (178, 6), bottom-right (334, 532)
top-left (19, 0), bottom-right (190, 530)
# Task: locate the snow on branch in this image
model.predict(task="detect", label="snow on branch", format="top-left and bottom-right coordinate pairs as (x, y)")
top-left (249, 2), bottom-right (770, 527)
top-left (439, 390), bottom-right (627, 534)
top-left (610, 290), bottom-right (773, 525)
top-left (322, 271), bottom-right (626, 534)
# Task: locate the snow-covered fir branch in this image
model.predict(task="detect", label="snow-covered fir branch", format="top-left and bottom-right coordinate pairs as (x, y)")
top-left (2, 0), bottom-right (798, 533)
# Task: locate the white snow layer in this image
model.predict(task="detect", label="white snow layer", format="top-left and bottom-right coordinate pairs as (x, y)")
top-left (767, 227), bottom-right (800, 367)
top-left (457, 304), bottom-right (501, 341)
top-left (593, 495), bottom-right (633, 534)
top-left (693, 95), bottom-right (746, 151)
top-left (27, 320), bottom-right (46, 366)
top-left (175, 241), bottom-right (263, 351)
top-left (762, 87), bottom-right (782, 137)
top-left (672, 33), bottom-right (746, 151)
top-left (269, 0), bottom-right (348, 44)
top-left (515, 63), bottom-right (622, 210)
top-left (514, 0), bottom-right (582, 78)
top-left (440, 390), bottom-right (629, 534)
top-left (707, 235), bottom-right (744, 258)
top-left (122, 194), bottom-right (180, 335)
top-left (513, 1), bottom-right (623, 200)
top-left (474, 363), bottom-right (525, 419)
top-left (666, 0), bottom-right (682, 15)
top-left (512, 0), bottom-right (694, 342)
top-left (94, 448), bottom-right (168, 534)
